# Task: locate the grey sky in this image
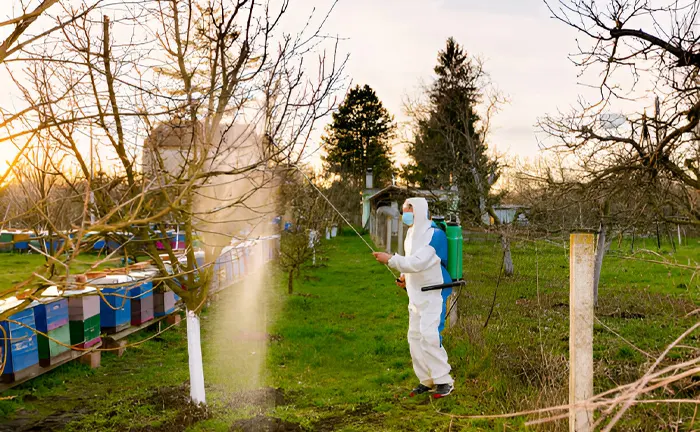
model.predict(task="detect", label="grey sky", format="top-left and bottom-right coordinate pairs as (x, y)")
top-left (291, 0), bottom-right (587, 162)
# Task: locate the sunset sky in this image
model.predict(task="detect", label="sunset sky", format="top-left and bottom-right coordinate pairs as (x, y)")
top-left (0, 0), bottom-right (615, 173)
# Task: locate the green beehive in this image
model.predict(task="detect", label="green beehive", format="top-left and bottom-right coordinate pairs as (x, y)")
top-left (69, 314), bottom-right (101, 346)
top-left (38, 325), bottom-right (71, 360)
top-left (0, 232), bottom-right (13, 252)
top-left (446, 223), bottom-right (463, 280)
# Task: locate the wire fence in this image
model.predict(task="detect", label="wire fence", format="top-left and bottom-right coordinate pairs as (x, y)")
top-left (448, 231), bottom-right (699, 431)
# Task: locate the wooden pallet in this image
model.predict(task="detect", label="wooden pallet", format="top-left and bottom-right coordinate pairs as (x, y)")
top-left (39, 349), bottom-right (72, 368)
top-left (0, 342), bottom-right (102, 392)
top-left (102, 306), bottom-right (182, 344)
top-left (102, 322), bottom-right (131, 335)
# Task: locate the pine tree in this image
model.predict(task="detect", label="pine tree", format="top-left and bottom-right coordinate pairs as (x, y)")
top-left (323, 85), bottom-right (395, 189)
top-left (404, 38), bottom-right (500, 224)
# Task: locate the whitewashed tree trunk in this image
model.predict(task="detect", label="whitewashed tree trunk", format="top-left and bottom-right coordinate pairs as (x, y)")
top-left (186, 309), bottom-right (206, 404)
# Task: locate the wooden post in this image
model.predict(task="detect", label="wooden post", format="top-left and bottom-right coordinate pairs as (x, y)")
top-left (570, 232), bottom-right (595, 432)
top-left (166, 312), bottom-right (182, 326)
top-left (385, 217), bottom-right (392, 253)
top-left (447, 293), bottom-right (458, 328)
top-left (79, 350), bottom-right (101, 368)
top-left (104, 339), bottom-right (127, 357)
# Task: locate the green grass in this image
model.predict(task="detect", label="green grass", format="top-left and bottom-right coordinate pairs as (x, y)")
top-left (0, 252), bottom-right (119, 289)
top-left (0, 233), bottom-right (697, 431)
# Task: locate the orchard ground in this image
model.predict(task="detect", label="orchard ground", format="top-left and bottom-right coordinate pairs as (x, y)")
top-left (0, 231), bottom-right (697, 431)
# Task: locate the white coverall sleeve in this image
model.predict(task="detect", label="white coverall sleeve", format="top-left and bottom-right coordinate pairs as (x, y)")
top-left (388, 245), bottom-right (439, 274)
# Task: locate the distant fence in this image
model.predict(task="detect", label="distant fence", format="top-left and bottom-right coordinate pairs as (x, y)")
top-left (211, 235), bottom-right (280, 293)
top-left (462, 230), bottom-right (500, 243)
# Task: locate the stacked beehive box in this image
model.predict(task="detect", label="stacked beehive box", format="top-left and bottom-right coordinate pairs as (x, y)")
top-left (33, 298), bottom-right (71, 367)
top-left (0, 300), bottom-right (39, 382)
top-left (66, 287), bottom-right (101, 349)
top-left (92, 275), bottom-right (134, 334)
top-left (128, 271), bottom-right (154, 325)
top-left (154, 289), bottom-right (176, 318)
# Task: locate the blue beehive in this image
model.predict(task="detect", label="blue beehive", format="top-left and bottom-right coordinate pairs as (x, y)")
top-left (93, 238), bottom-right (106, 250)
top-left (0, 306), bottom-right (39, 375)
top-left (126, 273), bottom-right (154, 299)
top-left (33, 298), bottom-right (69, 332)
top-left (106, 239), bottom-right (121, 251)
top-left (34, 297), bottom-right (71, 366)
top-left (91, 275), bottom-right (133, 330)
top-left (42, 238), bottom-right (64, 252)
top-left (12, 232), bottom-right (30, 252)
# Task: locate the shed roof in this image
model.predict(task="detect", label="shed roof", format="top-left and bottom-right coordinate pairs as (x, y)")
top-left (366, 185), bottom-right (456, 203)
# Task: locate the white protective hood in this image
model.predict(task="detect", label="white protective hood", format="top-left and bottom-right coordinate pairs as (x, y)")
top-left (404, 197), bottom-right (433, 256)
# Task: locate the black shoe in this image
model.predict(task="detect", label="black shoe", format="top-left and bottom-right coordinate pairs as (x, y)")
top-left (409, 384), bottom-right (433, 397)
top-left (432, 383), bottom-right (453, 399)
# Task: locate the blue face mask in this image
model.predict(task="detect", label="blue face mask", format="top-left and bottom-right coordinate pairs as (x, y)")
top-left (402, 212), bottom-right (414, 226)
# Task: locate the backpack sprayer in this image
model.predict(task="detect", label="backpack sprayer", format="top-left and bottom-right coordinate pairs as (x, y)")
top-left (421, 216), bottom-right (466, 292)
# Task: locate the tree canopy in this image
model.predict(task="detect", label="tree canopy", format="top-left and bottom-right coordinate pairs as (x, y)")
top-left (323, 84), bottom-right (395, 189)
top-left (403, 38), bottom-right (500, 224)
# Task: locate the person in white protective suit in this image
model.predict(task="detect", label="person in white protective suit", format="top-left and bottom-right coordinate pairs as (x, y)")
top-left (373, 197), bottom-right (454, 398)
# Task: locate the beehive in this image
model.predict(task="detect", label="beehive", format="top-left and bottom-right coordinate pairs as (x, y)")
top-left (128, 271), bottom-right (155, 325)
top-left (33, 298), bottom-right (71, 366)
top-left (64, 287), bottom-right (101, 349)
top-left (91, 275), bottom-right (134, 333)
top-left (0, 302), bottom-right (39, 381)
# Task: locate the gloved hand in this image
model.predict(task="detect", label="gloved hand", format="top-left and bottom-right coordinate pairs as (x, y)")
top-left (372, 252), bottom-right (392, 264)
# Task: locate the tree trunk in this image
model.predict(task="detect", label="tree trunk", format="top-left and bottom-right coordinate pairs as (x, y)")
top-left (501, 235), bottom-right (513, 277)
top-left (630, 227), bottom-right (636, 253)
top-left (288, 269), bottom-right (294, 294)
top-left (46, 227), bottom-right (54, 258)
top-left (186, 309), bottom-right (206, 404)
top-left (667, 224), bottom-right (676, 253)
top-left (656, 221), bottom-right (661, 250)
top-left (593, 223), bottom-right (608, 306)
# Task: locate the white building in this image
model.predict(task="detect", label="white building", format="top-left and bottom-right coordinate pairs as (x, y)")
top-left (143, 120), bottom-right (277, 255)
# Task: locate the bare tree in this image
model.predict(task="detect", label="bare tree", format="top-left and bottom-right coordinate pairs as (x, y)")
top-left (541, 0), bottom-right (700, 223)
top-left (277, 167), bottom-right (344, 294)
top-left (537, 0), bottom-right (700, 305)
top-left (0, 0), bottom-right (345, 404)
top-left (0, 0), bottom-right (60, 63)
top-left (6, 134), bottom-right (78, 257)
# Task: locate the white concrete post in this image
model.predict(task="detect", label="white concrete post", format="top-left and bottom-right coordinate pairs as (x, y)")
top-left (677, 225), bottom-right (681, 246)
top-left (398, 223), bottom-right (404, 256)
top-left (385, 217), bottom-right (392, 253)
top-left (569, 232), bottom-right (595, 432)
